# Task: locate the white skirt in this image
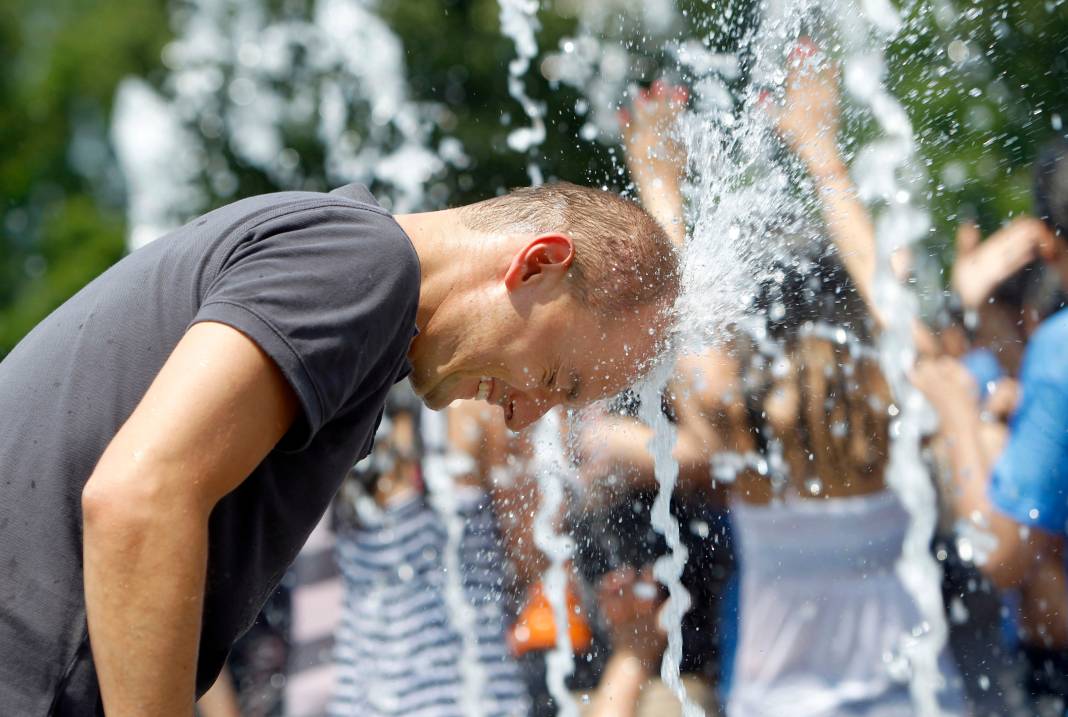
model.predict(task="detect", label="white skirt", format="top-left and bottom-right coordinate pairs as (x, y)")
top-left (728, 491), bottom-right (965, 717)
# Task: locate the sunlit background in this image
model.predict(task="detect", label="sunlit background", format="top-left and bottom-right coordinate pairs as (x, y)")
top-left (2, 0), bottom-right (1066, 354)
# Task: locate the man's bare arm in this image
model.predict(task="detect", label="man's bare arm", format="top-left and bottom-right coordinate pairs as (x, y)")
top-left (82, 321), bottom-right (298, 716)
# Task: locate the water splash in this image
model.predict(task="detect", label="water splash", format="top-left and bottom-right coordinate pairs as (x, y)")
top-left (541, 0), bottom-right (681, 144)
top-left (420, 407), bottom-right (489, 717)
top-left (572, 1), bottom-right (950, 712)
top-left (111, 79), bottom-right (205, 250)
top-left (530, 410), bottom-right (580, 717)
top-left (498, 0), bottom-right (545, 184)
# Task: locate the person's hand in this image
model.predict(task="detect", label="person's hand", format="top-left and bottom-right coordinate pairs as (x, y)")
top-left (597, 565), bottom-right (667, 672)
top-left (911, 356), bottom-right (980, 424)
top-left (951, 216), bottom-right (1057, 311)
top-left (984, 377), bottom-right (1020, 422)
top-left (620, 80), bottom-right (689, 187)
top-left (768, 38), bottom-right (841, 169)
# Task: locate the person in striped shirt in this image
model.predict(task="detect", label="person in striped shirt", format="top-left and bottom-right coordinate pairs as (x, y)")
top-left (328, 386), bottom-right (533, 717)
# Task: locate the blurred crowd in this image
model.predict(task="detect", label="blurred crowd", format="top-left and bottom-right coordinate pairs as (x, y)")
top-left (196, 40), bottom-right (1068, 717)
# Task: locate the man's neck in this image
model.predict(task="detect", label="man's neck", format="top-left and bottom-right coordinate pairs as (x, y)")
top-left (395, 209), bottom-right (454, 334)
top-left (395, 208), bottom-right (492, 336)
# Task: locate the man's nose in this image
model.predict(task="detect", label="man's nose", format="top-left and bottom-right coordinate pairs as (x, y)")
top-left (508, 392), bottom-right (560, 430)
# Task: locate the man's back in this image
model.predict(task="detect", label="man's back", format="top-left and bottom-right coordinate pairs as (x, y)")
top-left (0, 185), bottom-right (419, 714)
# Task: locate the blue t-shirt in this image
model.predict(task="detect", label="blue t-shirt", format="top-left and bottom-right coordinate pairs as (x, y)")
top-left (990, 307), bottom-right (1068, 535)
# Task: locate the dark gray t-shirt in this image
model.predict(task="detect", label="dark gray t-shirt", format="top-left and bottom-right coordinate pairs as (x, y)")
top-left (0, 184), bottom-right (420, 715)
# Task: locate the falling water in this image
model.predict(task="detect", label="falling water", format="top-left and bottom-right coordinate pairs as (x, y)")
top-left (541, 0), bottom-right (681, 145)
top-left (421, 407), bottom-right (489, 717)
top-left (549, 0), bottom-right (950, 712)
top-left (530, 410), bottom-right (580, 717)
top-left (498, 0), bottom-right (546, 184)
top-left (496, 2), bottom-right (582, 708)
top-left (637, 362), bottom-right (702, 717)
top-left (833, 2), bottom-right (952, 712)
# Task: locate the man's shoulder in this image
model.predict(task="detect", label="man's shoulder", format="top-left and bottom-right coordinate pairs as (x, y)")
top-left (1030, 306), bottom-right (1068, 349)
top-left (228, 187), bottom-right (419, 281)
top-left (1021, 307), bottom-right (1068, 389)
top-left (217, 187), bottom-right (387, 231)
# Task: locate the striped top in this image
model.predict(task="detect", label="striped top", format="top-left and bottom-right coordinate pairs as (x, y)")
top-left (328, 487), bottom-right (530, 717)
top-left (285, 515), bottom-right (344, 716)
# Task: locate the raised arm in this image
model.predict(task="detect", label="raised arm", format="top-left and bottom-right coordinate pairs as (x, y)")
top-left (620, 80), bottom-right (689, 246)
top-left (951, 216), bottom-right (1056, 312)
top-left (82, 321), bottom-right (298, 716)
top-left (772, 41), bottom-right (940, 357)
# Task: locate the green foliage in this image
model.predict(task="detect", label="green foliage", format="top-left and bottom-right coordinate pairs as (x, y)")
top-left (890, 0), bottom-right (1068, 257)
top-left (0, 0), bottom-right (169, 355)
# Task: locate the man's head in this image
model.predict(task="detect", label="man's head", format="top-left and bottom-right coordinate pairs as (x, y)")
top-left (1035, 136), bottom-right (1068, 243)
top-left (405, 181), bottom-right (680, 429)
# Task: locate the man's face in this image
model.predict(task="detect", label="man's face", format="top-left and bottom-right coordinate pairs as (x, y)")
top-left (410, 291), bottom-right (663, 430)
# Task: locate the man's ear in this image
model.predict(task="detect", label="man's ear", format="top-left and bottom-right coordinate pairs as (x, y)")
top-left (503, 234), bottom-right (575, 292)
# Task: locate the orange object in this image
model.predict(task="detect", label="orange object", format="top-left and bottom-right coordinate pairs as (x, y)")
top-left (509, 581), bottom-right (593, 657)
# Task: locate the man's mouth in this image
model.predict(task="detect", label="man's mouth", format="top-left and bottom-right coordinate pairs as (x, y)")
top-left (476, 376), bottom-right (515, 422)
top-left (476, 377), bottom-right (492, 401)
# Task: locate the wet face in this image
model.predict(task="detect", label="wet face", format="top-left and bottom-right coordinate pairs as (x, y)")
top-left (410, 292), bottom-right (664, 431)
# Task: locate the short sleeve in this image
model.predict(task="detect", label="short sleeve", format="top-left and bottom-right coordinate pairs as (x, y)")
top-left (989, 318), bottom-right (1068, 536)
top-left (192, 202), bottom-right (419, 450)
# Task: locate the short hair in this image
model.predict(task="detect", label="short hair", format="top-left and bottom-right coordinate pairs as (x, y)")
top-left (1035, 136), bottom-right (1068, 241)
top-left (458, 182), bottom-right (681, 317)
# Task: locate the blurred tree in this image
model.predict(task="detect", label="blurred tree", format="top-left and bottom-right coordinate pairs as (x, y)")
top-left (0, 0), bottom-right (169, 355)
top-left (890, 0), bottom-right (1068, 260)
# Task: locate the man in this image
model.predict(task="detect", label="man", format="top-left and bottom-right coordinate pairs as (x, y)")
top-left (0, 181), bottom-right (678, 716)
top-left (913, 138), bottom-right (1068, 708)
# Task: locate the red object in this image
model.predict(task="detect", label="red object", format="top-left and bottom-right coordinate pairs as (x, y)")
top-left (789, 36), bottom-right (819, 62)
top-left (509, 581), bottom-right (593, 657)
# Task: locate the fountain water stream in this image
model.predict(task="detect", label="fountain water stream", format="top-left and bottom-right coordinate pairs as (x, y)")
top-left (530, 410), bottom-right (580, 717)
top-left (421, 407), bottom-right (489, 717)
top-left (496, 3), bottom-right (586, 709)
top-left (684, 1), bottom-right (949, 712)
top-left (836, 7), bottom-right (952, 713)
top-left (576, 0), bottom-right (948, 711)
top-left (113, 0), bottom-right (457, 250)
top-left (637, 363), bottom-right (702, 717)
top-left (498, 0), bottom-right (546, 184)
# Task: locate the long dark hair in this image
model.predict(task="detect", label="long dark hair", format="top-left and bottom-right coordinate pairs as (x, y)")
top-left (741, 245), bottom-right (891, 489)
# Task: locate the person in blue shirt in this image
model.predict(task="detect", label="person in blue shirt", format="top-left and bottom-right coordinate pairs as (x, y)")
top-left (988, 309), bottom-right (1068, 537)
top-left (915, 137), bottom-right (1068, 710)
